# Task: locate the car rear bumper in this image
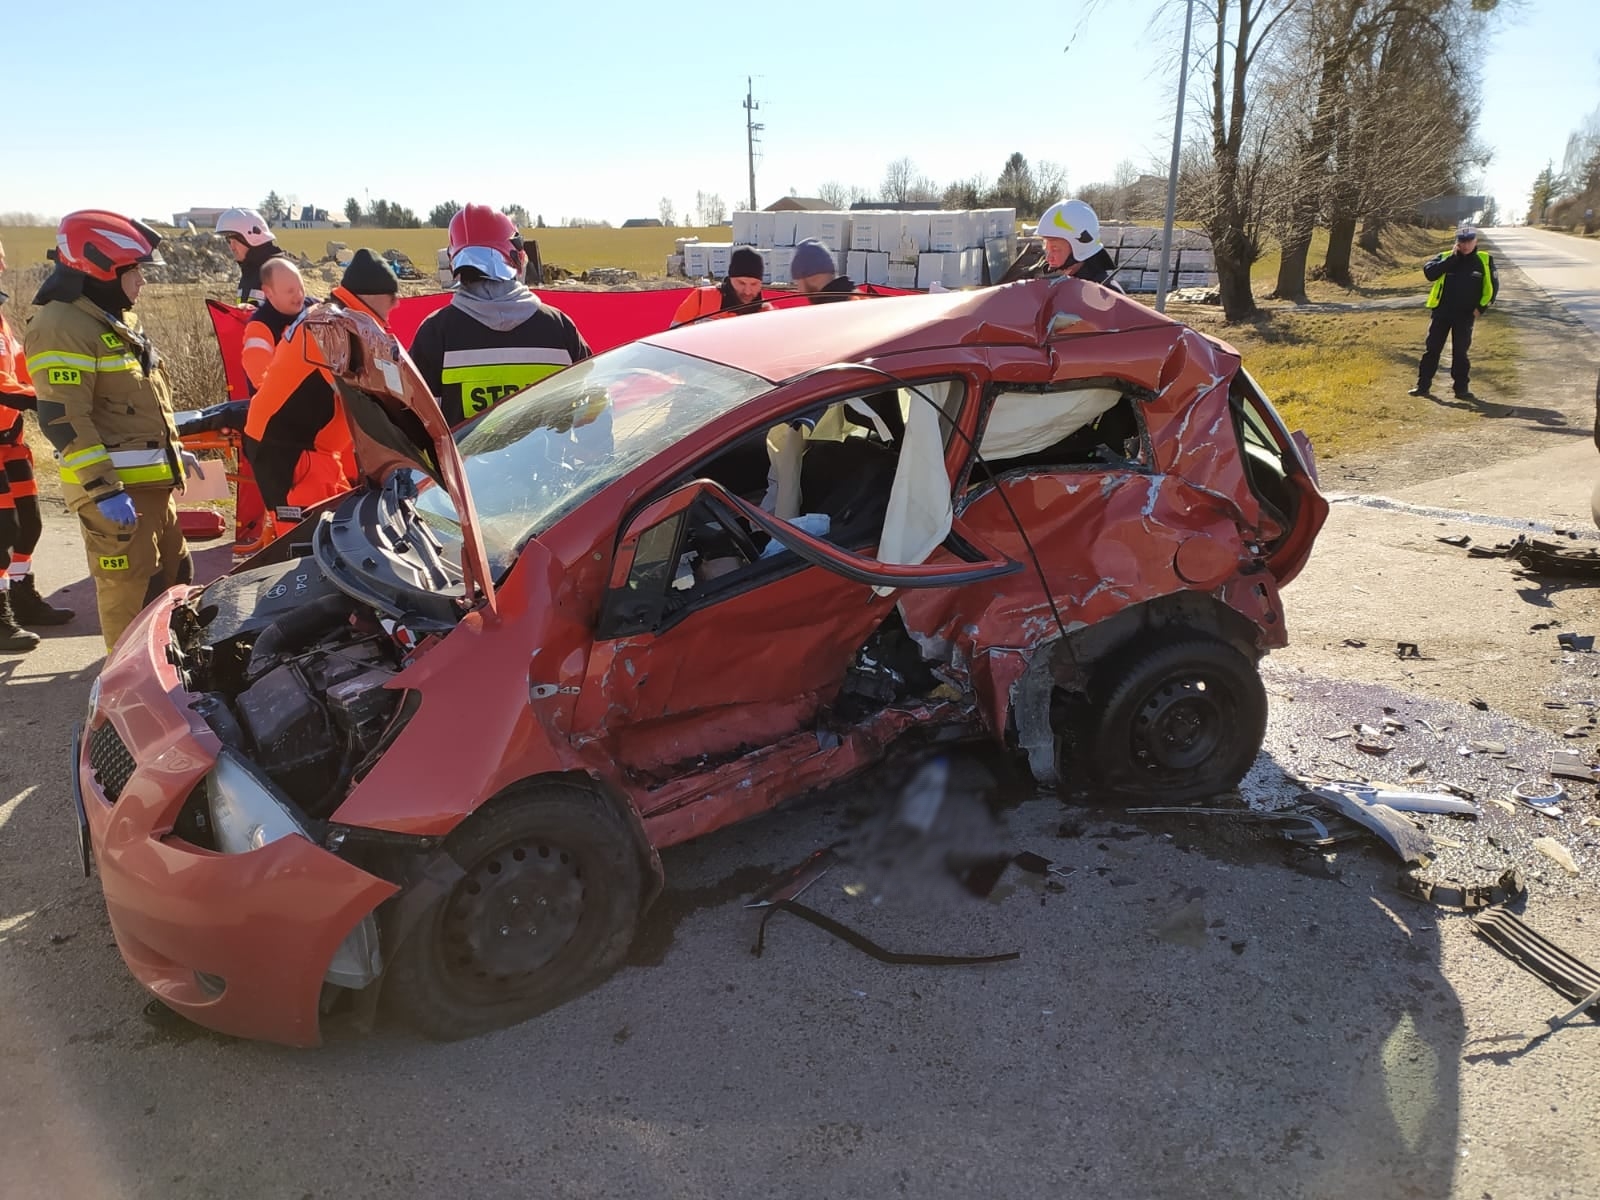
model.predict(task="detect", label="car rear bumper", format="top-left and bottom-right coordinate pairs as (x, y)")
top-left (77, 590), bottom-right (396, 1048)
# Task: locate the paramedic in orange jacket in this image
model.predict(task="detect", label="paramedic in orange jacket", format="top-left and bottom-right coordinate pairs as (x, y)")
top-left (669, 246), bottom-right (770, 327)
top-left (244, 250), bottom-right (399, 522)
top-left (240, 257), bottom-right (312, 392)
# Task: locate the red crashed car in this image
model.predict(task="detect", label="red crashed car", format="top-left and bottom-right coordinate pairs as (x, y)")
top-left (74, 279), bottom-right (1327, 1046)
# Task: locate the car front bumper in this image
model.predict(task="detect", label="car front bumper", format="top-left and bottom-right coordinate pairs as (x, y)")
top-left (76, 590), bottom-right (397, 1047)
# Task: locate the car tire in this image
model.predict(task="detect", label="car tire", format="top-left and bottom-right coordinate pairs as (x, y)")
top-left (1074, 633), bottom-right (1267, 803)
top-left (384, 783), bottom-right (643, 1041)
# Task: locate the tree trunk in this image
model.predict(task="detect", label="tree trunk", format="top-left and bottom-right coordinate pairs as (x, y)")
top-left (1216, 235), bottom-right (1259, 322)
top-left (1323, 212), bottom-right (1358, 285)
top-left (1271, 236), bottom-right (1312, 304)
top-left (1358, 215), bottom-right (1384, 254)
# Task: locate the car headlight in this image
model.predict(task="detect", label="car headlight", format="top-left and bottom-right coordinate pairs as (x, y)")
top-left (84, 674), bottom-right (102, 727)
top-left (205, 750), bottom-right (308, 853)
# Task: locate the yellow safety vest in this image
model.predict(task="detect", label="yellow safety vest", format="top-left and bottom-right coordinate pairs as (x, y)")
top-left (1426, 250), bottom-right (1494, 310)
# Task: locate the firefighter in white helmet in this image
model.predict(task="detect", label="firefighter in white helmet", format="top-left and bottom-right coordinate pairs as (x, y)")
top-left (215, 207), bottom-right (288, 305)
top-left (1034, 199), bottom-right (1120, 288)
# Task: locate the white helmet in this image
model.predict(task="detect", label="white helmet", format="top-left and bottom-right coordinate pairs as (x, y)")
top-left (215, 207), bottom-right (275, 246)
top-left (1037, 199), bottom-right (1103, 261)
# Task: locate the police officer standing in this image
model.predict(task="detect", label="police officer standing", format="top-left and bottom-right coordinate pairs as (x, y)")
top-left (24, 211), bottom-right (199, 651)
top-left (1409, 225), bottom-right (1497, 402)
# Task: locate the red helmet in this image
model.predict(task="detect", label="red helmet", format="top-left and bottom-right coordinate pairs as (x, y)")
top-left (447, 204), bottom-right (524, 281)
top-left (54, 210), bottom-right (164, 281)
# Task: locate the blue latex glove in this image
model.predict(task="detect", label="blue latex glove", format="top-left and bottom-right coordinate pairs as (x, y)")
top-left (96, 492), bottom-right (137, 530)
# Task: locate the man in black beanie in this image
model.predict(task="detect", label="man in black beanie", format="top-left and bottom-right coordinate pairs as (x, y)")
top-left (243, 249), bottom-right (400, 524)
top-left (669, 245), bottom-right (772, 327)
top-left (790, 238), bottom-right (858, 303)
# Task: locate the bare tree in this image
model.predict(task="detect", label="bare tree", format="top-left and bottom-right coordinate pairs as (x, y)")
top-left (882, 158), bottom-right (920, 204)
top-left (817, 180), bottom-right (851, 209)
top-left (658, 197), bottom-right (676, 227)
top-left (694, 192), bottom-right (728, 225)
top-left (1034, 161), bottom-right (1069, 211)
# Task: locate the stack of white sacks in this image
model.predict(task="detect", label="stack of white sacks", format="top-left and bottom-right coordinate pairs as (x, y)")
top-left (675, 209), bottom-right (1017, 289)
top-left (1098, 224), bottom-right (1218, 293)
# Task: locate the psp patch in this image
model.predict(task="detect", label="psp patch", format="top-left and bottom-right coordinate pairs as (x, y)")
top-left (47, 368), bottom-right (82, 386)
top-left (97, 554), bottom-right (130, 571)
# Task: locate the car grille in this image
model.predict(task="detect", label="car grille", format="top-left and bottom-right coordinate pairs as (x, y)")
top-left (88, 721), bottom-right (136, 803)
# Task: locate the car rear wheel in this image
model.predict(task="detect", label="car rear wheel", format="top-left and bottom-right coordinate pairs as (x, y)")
top-left (384, 783), bottom-right (642, 1040)
top-left (1072, 634), bottom-right (1267, 804)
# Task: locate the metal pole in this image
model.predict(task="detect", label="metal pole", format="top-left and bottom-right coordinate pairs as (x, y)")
top-left (1155, 0), bottom-right (1195, 313)
top-left (745, 76), bottom-right (760, 212)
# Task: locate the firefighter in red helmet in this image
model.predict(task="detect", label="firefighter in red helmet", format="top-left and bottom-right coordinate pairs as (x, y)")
top-left (24, 211), bottom-right (201, 651)
top-left (408, 204), bottom-right (592, 429)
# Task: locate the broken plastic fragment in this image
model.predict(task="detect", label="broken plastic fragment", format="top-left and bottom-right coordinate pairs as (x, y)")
top-left (1557, 633), bottom-right (1596, 652)
top-left (1532, 837), bottom-right (1580, 876)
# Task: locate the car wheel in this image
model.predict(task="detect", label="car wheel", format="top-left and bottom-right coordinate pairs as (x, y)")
top-left (384, 783), bottom-right (643, 1041)
top-left (1075, 634), bottom-right (1267, 803)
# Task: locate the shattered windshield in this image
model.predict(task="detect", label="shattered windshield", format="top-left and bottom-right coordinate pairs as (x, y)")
top-left (412, 342), bottom-right (770, 576)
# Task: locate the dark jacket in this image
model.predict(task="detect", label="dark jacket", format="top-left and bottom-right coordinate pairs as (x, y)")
top-left (1423, 249), bottom-right (1497, 313)
top-left (238, 243), bottom-right (288, 306)
top-left (807, 276), bottom-right (860, 304)
top-left (409, 299), bottom-right (592, 428)
top-left (1029, 248), bottom-right (1124, 292)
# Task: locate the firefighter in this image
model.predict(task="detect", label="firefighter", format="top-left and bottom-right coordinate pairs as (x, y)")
top-left (0, 239), bottom-right (75, 651)
top-left (240, 257), bottom-right (312, 392)
top-left (24, 212), bottom-right (199, 652)
top-left (215, 207), bottom-right (288, 306)
top-left (1034, 199), bottom-right (1120, 287)
top-left (790, 239), bottom-right (859, 303)
top-left (244, 249), bottom-right (399, 522)
top-left (669, 247), bottom-right (771, 327)
top-left (409, 205), bottom-right (592, 429)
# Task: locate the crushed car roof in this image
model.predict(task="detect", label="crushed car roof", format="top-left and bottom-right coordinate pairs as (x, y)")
top-left (639, 277), bottom-right (1175, 383)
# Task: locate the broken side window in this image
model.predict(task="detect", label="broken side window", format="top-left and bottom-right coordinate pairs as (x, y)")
top-left (968, 382), bottom-right (1148, 485)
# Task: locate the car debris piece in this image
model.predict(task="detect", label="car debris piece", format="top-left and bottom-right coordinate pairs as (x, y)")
top-left (1317, 781), bottom-right (1479, 818)
top-left (1547, 983), bottom-right (1600, 1031)
top-left (1472, 906), bottom-right (1600, 1009)
top-left (1307, 787), bottom-right (1433, 864)
top-left (1400, 867), bottom-right (1526, 911)
top-left (1532, 837), bottom-right (1580, 876)
top-left (1470, 698), bottom-right (1490, 711)
top-left (1396, 642), bottom-right (1422, 660)
top-left (745, 847), bottom-right (838, 909)
top-left (1437, 534), bottom-right (1471, 548)
top-left (1563, 726), bottom-right (1591, 739)
top-left (1557, 633), bottom-right (1596, 652)
top-left (1549, 751), bottom-right (1598, 782)
top-left (751, 900), bottom-right (1020, 965)
top-left (1356, 723), bottom-right (1383, 739)
top-left (1355, 740), bottom-right (1392, 756)
top-left (1342, 638), bottom-right (1367, 649)
top-left (1382, 717), bottom-right (1407, 733)
top-left (1324, 730), bottom-right (1353, 741)
top-left (1470, 740), bottom-right (1508, 756)
top-left (1405, 758), bottom-right (1428, 776)
top-left (1512, 780), bottom-right (1566, 806)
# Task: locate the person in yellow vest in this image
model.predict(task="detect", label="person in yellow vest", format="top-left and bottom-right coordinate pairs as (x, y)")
top-left (670, 247), bottom-right (771, 326)
top-left (1409, 225), bottom-right (1497, 402)
top-left (24, 211), bottom-right (202, 651)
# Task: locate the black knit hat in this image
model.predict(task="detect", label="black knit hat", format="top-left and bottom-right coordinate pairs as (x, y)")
top-left (728, 246), bottom-right (765, 280)
top-left (340, 248), bottom-right (399, 296)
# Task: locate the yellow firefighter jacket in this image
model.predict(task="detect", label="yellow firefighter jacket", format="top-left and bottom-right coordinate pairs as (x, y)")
top-left (24, 296), bottom-right (184, 503)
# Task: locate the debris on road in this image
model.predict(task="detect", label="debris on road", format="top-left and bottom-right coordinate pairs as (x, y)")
top-left (1549, 751), bottom-right (1598, 782)
top-left (1437, 534), bottom-right (1471, 548)
top-left (1400, 867), bottom-right (1526, 911)
top-left (1472, 906), bottom-right (1600, 1010)
top-left (1512, 780), bottom-right (1567, 819)
top-left (1396, 642), bottom-right (1422, 660)
top-left (1308, 786), bottom-right (1434, 864)
top-left (1557, 633), bottom-right (1596, 652)
top-left (1533, 837), bottom-right (1581, 876)
top-left (751, 899), bottom-right (1020, 966)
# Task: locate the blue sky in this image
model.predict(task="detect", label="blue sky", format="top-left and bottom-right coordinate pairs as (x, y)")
top-left (2, 0), bottom-right (1593, 227)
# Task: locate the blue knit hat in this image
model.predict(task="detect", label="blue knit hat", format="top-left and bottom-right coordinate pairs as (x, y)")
top-left (790, 239), bottom-right (836, 280)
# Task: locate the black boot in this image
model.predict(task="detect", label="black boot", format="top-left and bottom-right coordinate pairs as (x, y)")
top-left (9, 576), bottom-right (75, 626)
top-left (0, 592), bottom-right (41, 652)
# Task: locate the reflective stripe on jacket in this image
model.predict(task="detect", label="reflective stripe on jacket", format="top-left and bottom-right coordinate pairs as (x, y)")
top-left (409, 300), bottom-right (593, 428)
top-left (0, 311), bottom-right (33, 447)
top-left (24, 297), bottom-right (181, 499)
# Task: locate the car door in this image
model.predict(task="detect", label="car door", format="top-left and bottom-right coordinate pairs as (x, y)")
top-left (571, 449), bottom-right (1019, 782)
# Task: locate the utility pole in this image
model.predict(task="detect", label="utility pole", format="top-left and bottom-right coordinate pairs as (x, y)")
top-left (744, 76), bottom-right (763, 212)
top-left (1155, 0), bottom-right (1195, 314)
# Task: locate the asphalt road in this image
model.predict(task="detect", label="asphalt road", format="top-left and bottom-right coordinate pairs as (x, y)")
top-left (4, 243), bottom-right (1600, 1198)
top-left (1482, 225), bottom-right (1600, 338)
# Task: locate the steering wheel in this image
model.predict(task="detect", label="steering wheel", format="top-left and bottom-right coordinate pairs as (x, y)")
top-left (722, 514), bottom-right (762, 564)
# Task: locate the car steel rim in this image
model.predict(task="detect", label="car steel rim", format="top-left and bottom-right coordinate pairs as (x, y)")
top-left (442, 840), bottom-right (586, 995)
top-left (1131, 673), bottom-right (1229, 773)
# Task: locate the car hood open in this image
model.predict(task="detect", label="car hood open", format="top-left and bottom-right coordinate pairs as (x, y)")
top-left (298, 302), bottom-right (496, 613)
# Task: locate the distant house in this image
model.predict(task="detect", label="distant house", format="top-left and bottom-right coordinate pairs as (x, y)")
top-left (1415, 194), bottom-right (1486, 226)
top-left (764, 197), bottom-right (835, 213)
top-left (172, 204), bottom-right (345, 231)
top-left (172, 207), bottom-right (229, 230)
top-left (621, 218), bottom-right (664, 228)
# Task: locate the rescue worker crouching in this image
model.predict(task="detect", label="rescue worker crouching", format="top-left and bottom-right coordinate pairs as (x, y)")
top-left (409, 205), bottom-right (592, 429)
top-left (216, 207), bottom-right (288, 306)
top-left (1033, 199), bottom-right (1121, 288)
top-left (670, 247), bottom-right (771, 327)
top-left (24, 211), bottom-right (200, 652)
top-left (790, 239), bottom-right (859, 303)
top-left (244, 249), bottom-right (400, 525)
